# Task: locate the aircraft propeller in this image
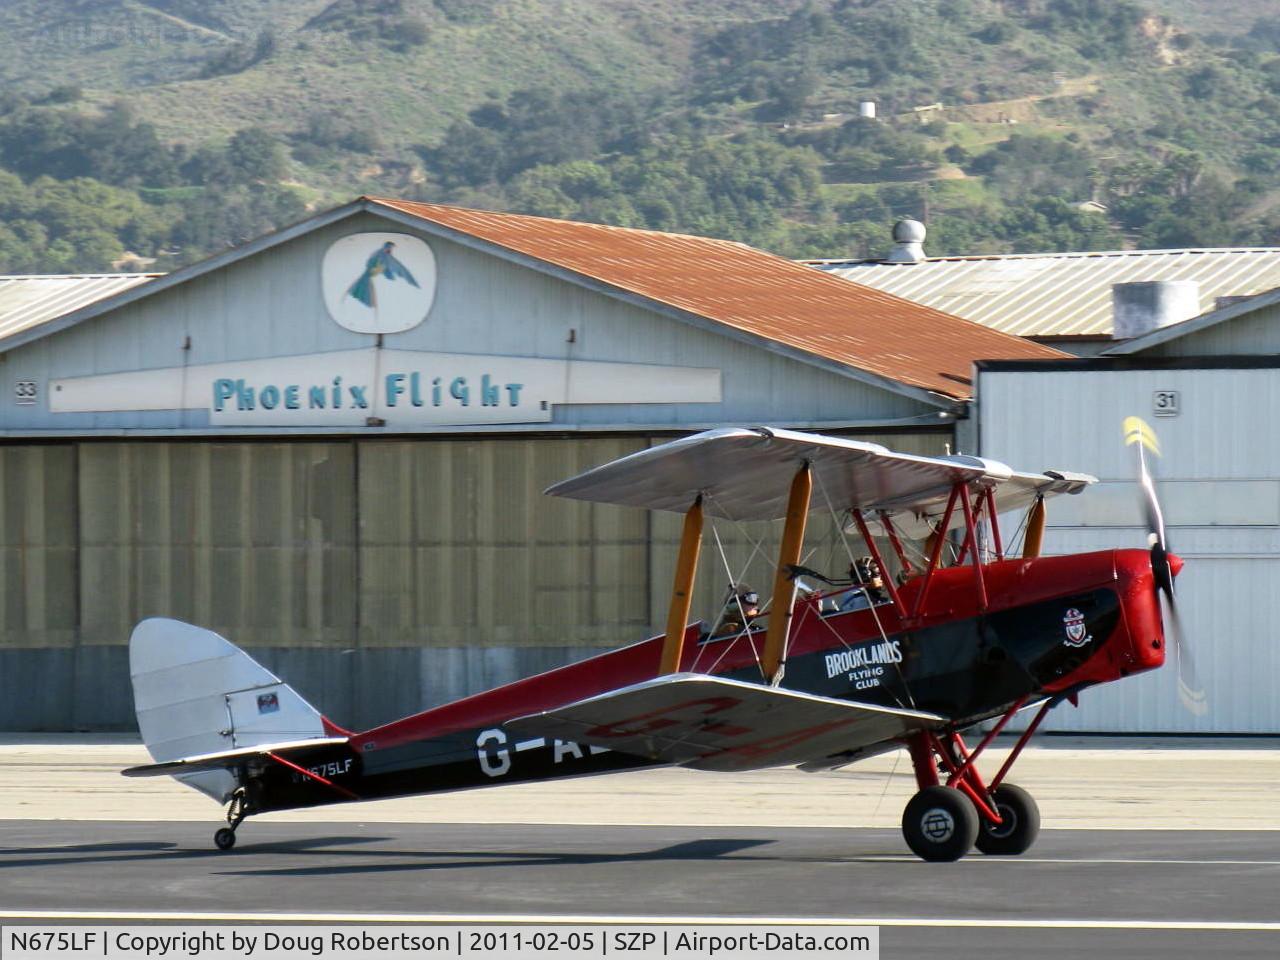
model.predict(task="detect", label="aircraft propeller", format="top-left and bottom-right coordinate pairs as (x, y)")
top-left (1123, 416), bottom-right (1207, 716)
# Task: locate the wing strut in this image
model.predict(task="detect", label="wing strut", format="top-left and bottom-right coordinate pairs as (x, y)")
top-left (763, 463), bottom-right (811, 683)
top-left (659, 496), bottom-right (703, 674)
top-left (1023, 495), bottom-right (1046, 558)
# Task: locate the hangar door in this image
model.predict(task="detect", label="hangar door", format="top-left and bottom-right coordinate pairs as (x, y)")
top-left (978, 360), bottom-right (1280, 734)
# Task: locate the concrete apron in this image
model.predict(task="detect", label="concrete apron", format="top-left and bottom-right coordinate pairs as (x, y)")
top-left (5, 735), bottom-right (1278, 830)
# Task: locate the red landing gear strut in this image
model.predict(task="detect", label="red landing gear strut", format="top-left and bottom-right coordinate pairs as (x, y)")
top-left (899, 697), bottom-right (1054, 862)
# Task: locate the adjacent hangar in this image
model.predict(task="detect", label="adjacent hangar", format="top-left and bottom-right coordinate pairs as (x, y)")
top-left (809, 221), bottom-right (1280, 355)
top-left (0, 197), bottom-right (1058, 730)
top-left (978, 287), bottom-right (1280, 734)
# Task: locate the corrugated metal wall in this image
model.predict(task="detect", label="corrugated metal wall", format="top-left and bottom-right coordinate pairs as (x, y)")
top-left (0, 429), bottom-right (948, 730)
top-left (78, 442), bottom-right (357, 650)
top-left (0, 445), bottom-right (76, 650)
top-left (357, 437), bottom-right (650, 648)
top-left (979, 365), bottom-right (1280, 733)
top-left (1140, 301), bottom-right (1280, 357)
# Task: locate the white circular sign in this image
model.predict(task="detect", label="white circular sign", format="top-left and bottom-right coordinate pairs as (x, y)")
top-left (322, 232), bottom-right (437, 334)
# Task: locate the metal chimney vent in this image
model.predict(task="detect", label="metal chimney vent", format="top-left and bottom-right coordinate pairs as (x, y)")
top-left (1111, 281), bottom-right (1201, 339)
top-left (886, 219), bottom-right (926, 263)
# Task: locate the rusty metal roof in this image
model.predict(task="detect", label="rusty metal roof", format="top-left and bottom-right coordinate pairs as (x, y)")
top-left (0, 273), bottom-right (161, 343)
top-left (808, 248), bottom-right (1280, 339)
top-left (370, 198), bottom-right (1063, 401)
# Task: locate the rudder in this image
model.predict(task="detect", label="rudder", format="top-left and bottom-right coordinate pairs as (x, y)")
top-left (128, 617), bottom-right (342, 801)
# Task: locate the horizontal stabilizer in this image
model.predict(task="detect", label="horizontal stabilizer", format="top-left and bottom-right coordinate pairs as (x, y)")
top-left (507, 673), bottom-right (945, 772)
top-left (122, 737), bottom-right (350, 778)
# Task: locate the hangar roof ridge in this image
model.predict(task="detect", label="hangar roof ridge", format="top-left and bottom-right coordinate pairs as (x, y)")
top-left (365, 197), bottom-right (1064, 404)
top-left (806, 246), bottom-right (1280, 266)
top-left (809, 246), bottom-right (1280, 339)
top-left (0, 272), bottom-right (165, 279)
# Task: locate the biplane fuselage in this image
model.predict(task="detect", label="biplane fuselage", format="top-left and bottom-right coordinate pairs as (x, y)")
top-left (125, 425), bottom-right (1180, 861)
top-left (244, 547), bottom-right (1164, 815)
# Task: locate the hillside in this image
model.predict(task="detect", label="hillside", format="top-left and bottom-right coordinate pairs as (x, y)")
top-left (0, 1), bottom-right (798, 143)
top-left (1, 0), bottom-right (1279, 273)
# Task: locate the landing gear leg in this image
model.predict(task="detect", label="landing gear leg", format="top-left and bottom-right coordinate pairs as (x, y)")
top-left (900, 702), bottom-right (1055, 862)
top-left (901, 731), bottom-right (978, 861)
top-left (213, 788), bottom-right (249, 851)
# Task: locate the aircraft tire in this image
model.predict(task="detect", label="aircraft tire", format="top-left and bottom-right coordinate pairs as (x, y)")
top-left (974, 783), bottom-right (1040, 855)
top-left (213, 828), bottom-right (237, 851)
top-left (902, 785), bottom-right (979, 862)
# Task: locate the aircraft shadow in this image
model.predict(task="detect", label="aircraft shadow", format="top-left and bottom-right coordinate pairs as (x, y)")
top-left (217, 837), bottom-right (910, 878)
top-left (0, 834), bottom-right (386, 870)
top-left (223, 837), bottom-right (763, 876)
top-left (0, 833), bottom-right (916, 878)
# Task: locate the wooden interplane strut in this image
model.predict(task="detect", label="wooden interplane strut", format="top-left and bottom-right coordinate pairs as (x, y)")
top-left (659, 497), bottom-right (703, 675)
top-left (763, 465), bottom-right (811, 682)
top-left (1024, 495), bottom-right (1046, 558)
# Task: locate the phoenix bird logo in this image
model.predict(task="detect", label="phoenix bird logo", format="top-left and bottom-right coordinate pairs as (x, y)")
top-left (345, 241), bottom-right (420, 309)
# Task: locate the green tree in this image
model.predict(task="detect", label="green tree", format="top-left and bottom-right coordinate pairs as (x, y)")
top-left (226, 128), bottom-right (288, 184)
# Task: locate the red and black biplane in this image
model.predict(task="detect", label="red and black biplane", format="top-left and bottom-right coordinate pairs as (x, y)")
top-left (124, 418), bottom-right (1198, 861)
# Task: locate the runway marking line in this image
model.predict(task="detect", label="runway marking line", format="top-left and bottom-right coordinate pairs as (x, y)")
top-left (858, 856), bottom-right (1280, 866)
top-left (1, 912), bottom-right (1278, 931)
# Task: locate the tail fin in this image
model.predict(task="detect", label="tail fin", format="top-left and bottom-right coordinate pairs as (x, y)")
top-left (128, 617), bottom-right (345, 802)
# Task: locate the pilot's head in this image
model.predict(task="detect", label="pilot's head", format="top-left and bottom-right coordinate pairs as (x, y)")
top-left (853, 557), bottom-right (882, 588)
top-left (733, 586), bottom-right (760, 617)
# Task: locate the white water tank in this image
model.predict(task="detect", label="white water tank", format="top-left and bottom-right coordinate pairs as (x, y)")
top-left (859, 100), bottom-right (877, 119)
top-left (1111, 281), bottom-right (1201, 339)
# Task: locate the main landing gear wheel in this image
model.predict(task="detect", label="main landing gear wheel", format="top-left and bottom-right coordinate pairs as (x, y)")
top-left (974, 783), bottom-right (1040, 856)
top-left (213, 827), bottom-right (236, 851)
top-left (902, 785), bottom-right (979, 862)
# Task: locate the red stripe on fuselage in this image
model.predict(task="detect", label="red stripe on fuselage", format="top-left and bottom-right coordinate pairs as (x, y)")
top-left (353, 549), bottom-right (1153, 753)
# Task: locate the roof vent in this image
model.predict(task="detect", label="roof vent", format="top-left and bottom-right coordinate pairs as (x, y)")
top-left (1111, 281), bottom-right (1201, 340)
top-left (886, 218), bottom-right (926, 263)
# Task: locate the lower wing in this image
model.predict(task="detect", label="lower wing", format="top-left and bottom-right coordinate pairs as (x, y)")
top-left (506, 673), bottom-right (946, 772)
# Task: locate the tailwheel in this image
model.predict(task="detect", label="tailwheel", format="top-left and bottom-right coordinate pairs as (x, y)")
top-left (902, 785), bottom-right (979, 862)
top-left (974, 783), bottom-right (1040, 856)
top-left (213, 785), bottom-right (250, 852)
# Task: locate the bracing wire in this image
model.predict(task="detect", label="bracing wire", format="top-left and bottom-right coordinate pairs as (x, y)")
top-left (811, 470), bottom-right (916, 710)
top-left (1003, 501), bottom-right (1033, 558)
top-left (872, 748), bottom-right (904, 822)
top-left (692, 511), bottom-right (766, 679)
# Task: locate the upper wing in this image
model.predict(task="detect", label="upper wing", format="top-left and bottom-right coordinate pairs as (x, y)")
top-left (506, 673), bottom-right (946, 772)
top-left (545, 426), bottom-right (1093, 532)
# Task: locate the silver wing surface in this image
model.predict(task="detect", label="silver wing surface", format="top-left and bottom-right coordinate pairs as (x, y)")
top-left (506, 673), bottom-right (946, 772)
top-left (545, 426), bottom-right (1093, 535)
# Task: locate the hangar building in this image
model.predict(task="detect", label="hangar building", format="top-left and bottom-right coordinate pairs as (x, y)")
top-left (0, 197), bottom-right (1057, 731)
top-left (979, 287), bottom-right (1280, 733)
top-left (809, 221), bottom-right (1280, 355)
top-left (809, 221), bottom-right (1280, 734)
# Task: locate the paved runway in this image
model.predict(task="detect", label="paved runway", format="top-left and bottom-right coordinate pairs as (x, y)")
top-left (2, 821), bottom-right (1277, 957)
top-left (7, 735), bottom-right (1280, 829)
